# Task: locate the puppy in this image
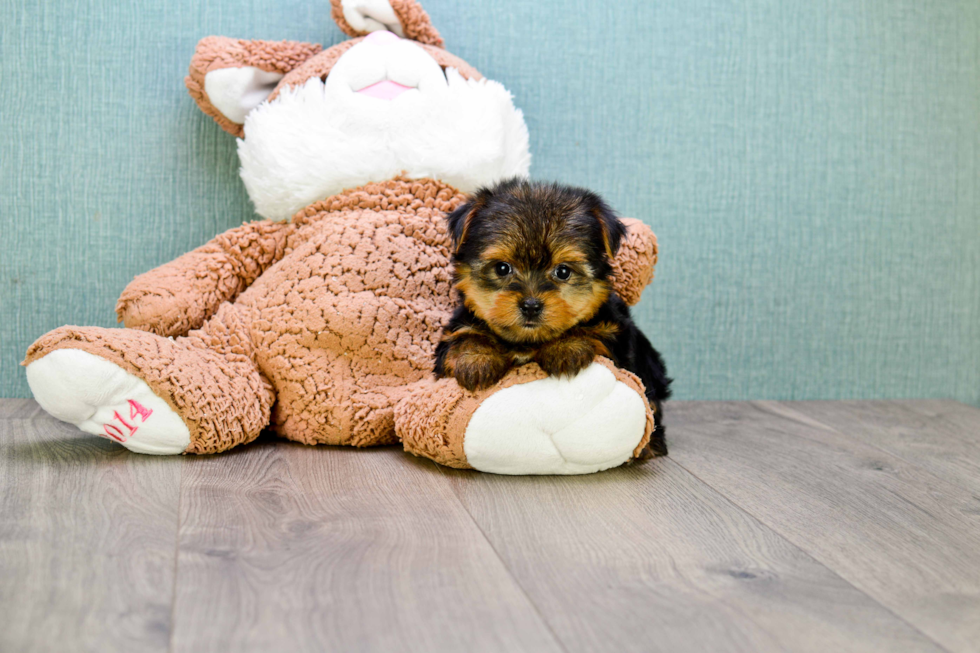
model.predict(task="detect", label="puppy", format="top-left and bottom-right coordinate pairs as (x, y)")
top-left (435, 179), bottom-right (672, 456)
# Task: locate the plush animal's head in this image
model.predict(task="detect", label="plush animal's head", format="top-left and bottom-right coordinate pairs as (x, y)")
top-left (186, 0), bottom-right (530, 221)
top-left (447, 179), bottom-right (626, 345)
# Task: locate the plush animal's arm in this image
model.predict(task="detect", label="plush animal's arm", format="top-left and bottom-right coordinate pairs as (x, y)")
top-left (395, 358), bottom-right (654, 471)
top-left (185, 37), bottom-right (323, 137)
top-left (612, 218), bottom-right (659, 306)
top-left (116, 220), bottom-right (295, 338)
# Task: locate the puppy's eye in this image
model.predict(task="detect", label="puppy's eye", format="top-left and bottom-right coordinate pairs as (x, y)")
top-left (494, 262), bottom-right (513, 277)
top-left (554, 264), bottom-right (572, 280)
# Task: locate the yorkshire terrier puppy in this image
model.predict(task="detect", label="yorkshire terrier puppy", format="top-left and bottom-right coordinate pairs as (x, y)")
top-left (435, 179), bottom-right (672, 455)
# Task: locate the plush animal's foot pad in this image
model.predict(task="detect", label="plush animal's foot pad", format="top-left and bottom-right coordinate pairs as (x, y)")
top-left (464, 362), bottom-right (647, 475)
top-left (26, 349), bottom-right (190, 454)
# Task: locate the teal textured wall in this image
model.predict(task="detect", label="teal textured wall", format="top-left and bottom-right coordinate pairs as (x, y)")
top-left (2, 0), bottom-right (978, 404)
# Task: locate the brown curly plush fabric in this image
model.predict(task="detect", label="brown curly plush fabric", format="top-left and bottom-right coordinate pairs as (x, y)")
top-left (395, 357), bottom-right (654, 469)
top-left (117, 220), bottom-right (295, 337)
top-left (268, 38), bottom-right (363, 103)
top-left (185, 37), bottom-right (323, 137)
top-left (611, 218), bottom-right (658, 306)
top-left (26, 178), bottom-right (658, 454)
top-left (330, 0), bottom-right (444, 47)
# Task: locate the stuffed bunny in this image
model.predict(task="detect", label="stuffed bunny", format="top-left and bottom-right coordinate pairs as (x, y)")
top-left (24, 0), bottom-right (661, 474)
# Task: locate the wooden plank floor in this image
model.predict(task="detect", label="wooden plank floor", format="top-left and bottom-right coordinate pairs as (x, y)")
top-left (2, 399), bottom-right (979, 653)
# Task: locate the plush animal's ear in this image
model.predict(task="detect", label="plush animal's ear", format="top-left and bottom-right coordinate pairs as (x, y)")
top-left (584, 192), bottom-right (627, 259)
top-left (185, 37), bottom-right (322, 137)
top-left (331, 0), bottom-right (443, 48)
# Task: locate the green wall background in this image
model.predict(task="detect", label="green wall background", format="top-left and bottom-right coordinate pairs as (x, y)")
top-left (2, 0), bottom-right (978, 404)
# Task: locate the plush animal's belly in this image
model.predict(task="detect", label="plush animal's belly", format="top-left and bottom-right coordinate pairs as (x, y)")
top-left (234, 208), bottom-right (456, 445)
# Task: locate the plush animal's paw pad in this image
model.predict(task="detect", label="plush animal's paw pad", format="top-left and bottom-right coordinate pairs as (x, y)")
top-left (26, 349), bottom-right (190, 455)
top-left (462, 362), bottom-right (647, 475)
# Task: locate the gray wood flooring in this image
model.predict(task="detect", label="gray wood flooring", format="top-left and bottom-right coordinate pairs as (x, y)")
top-left (2, 399), bottom-right (978, 653)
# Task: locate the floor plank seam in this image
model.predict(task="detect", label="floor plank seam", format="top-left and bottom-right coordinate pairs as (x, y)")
top-left (662, 456), bottom-right (954, 653)
top-left (167, 459), bottom-right (184, 653)
top-left (757, 402), bottom-right (945, 478)
top-left (880, 405), bottom-right (980, 485)
top-left (432, 462), bottom-right (572, 653)
top-left (763, 401), bottom-right (980, 540)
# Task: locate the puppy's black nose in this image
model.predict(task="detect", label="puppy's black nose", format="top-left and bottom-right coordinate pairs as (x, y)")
top-left (519, 297), bottom-right (543, 318)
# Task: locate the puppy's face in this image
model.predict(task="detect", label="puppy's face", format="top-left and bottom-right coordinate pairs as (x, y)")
top-left (448, 180), bottom-right (627, 344)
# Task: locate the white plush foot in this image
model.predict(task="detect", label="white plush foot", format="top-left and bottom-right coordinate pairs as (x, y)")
top-left (26, 349), bottom-right (191, 455)
top-left (463, 362), bottom-right (647, 475)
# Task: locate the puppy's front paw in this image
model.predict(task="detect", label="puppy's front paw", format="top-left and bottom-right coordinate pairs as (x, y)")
top-left (440, 336), bottom-right (512, 391)
top-left (536, 336), bottom-right (597, 378)
top-left (453, 353), bottom-right (510, 391)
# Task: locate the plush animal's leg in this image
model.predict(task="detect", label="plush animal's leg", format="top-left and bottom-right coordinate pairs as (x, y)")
top-left (24, 303), bottom-right (274, 455)
top-left (395, 358), bottom-right (656, 475)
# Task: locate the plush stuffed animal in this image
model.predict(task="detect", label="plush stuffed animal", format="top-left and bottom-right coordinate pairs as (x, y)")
top-left (23, 0), bottom-right (662, 475)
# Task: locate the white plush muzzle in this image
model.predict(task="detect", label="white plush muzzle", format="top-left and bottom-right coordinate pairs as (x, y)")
top-left (236, 34), bottom-right (531, 220)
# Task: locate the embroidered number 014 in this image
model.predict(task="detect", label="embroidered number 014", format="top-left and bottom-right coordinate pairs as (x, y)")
top-left (103, 399), bottom-right (154, 443)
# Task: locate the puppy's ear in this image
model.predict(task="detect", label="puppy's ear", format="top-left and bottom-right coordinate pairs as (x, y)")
top-left (585, 193), bottom-right (627, 259)
top-left (447, 189), bottom-right (490, 256)
top-left (447, 202), bottom-right (472, 255)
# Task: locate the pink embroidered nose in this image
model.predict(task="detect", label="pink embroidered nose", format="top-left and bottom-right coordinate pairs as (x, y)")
top-left (357, 80), bottom-right (412, 100)
top-left (365, 30), bottom-right (399, 45)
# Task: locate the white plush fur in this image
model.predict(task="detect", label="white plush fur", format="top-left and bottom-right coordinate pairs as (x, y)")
top-left (26, 350), bottom-right (191, 455)
top-left (237, 35), bottom-right (531, 221)
top-left (463, 363), bottom-right (647, 475)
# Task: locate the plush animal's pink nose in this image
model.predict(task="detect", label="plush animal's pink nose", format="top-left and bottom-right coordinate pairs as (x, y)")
top-left (365, 30), bottom-right (399, 45)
